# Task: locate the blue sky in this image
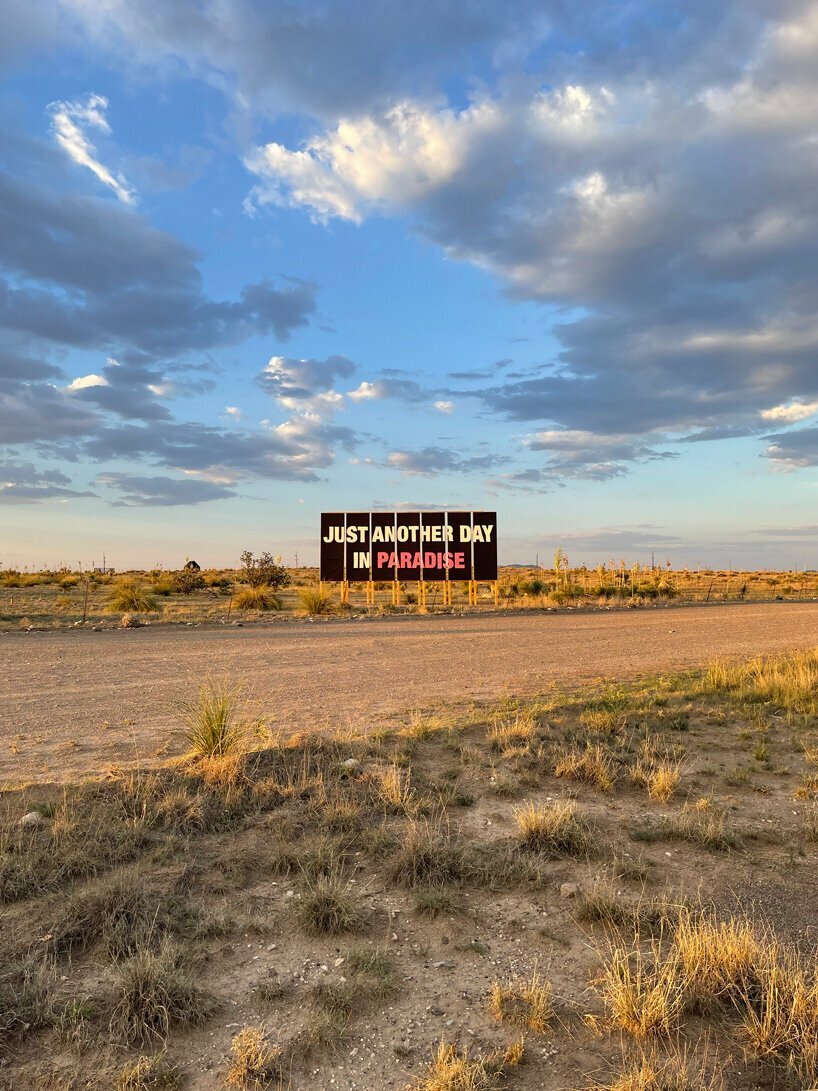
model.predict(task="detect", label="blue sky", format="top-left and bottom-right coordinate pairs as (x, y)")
top-left (2, 0), bottom-right (818, 570)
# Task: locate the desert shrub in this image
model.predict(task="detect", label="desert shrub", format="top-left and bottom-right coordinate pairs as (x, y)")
top-left (173, 568), bottom-right (205, 594)
top-left (233, 586), bottom-right (282, 611)
top-left (108, 578), bottom-right (157, 614)
top-left (150, 578), bottom-right (176, 597)
top-left (297, 588), bottom-right (337, 616)
top-left (239, 551), bottom-right (290, 590)
top-left (177, 679), bottom-right (247, 758)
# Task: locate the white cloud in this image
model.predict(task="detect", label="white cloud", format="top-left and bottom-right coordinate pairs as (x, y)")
top-left (434, 400), bottom-right (454, 413)
top-left (225, 406), bottom-right (241, 418)
top-left (348, 381), bottom-right (379, 400)
top-left (66, 373), bottom-right (109, 391)
top-left (48, 93), bottom-right (136, 204)
top-left (245, 99), bottom-right (500, 223)
top-left (761, 400), bottom-right (818, 423)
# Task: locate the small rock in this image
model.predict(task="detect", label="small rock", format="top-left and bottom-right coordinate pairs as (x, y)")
top-left (559, 882), bottom-right (579, 899)
top-left (20, 811), bottom-right (42, 828)
top-left (342, 758), bottom-right (362, 772)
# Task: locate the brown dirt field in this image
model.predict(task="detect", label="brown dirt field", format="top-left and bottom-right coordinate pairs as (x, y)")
top-left (2, 601), bottom-right (818, 785)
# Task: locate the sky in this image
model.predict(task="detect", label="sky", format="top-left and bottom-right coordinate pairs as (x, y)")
top-left (2, 0), bottom-right (818, 571)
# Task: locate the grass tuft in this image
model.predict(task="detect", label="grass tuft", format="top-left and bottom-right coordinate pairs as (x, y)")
top-left (514, 800), bottom-right (595, 858)
top-left (226, 1024), bottom-right (282, 1089)
top-left (178, 678), bottom-right (247, 758)
top-left (233, 587), bottom-right (283, 612)
top-left (488, 965), bottom-right (553, 1032)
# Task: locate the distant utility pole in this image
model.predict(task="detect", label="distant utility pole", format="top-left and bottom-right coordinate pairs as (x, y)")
top-left (651, 549), bottom-right (655, 571)
top-left (294, 552), bottom-right (299, 568)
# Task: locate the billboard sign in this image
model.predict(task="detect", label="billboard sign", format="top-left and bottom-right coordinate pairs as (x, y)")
top-left (320, 511), bottom-right (497, 582)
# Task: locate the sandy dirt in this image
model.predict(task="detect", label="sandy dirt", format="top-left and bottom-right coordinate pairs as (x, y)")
top-left (1, 601), bottom-right (817, 784)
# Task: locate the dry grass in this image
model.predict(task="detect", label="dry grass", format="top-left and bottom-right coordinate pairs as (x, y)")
top-left (514, 800), bottom-right (595, 858)
top-left (630, 754), bottom-right (682, 803)
top-left (705, 648), bottom-right (818, 712)
top-left (233, 587), bottom-right (283, 612)
top-left (386, 817), bottom-right (467, 889)
top-left (595, 937), bottom-right (688, 1038)
top-left (663, 800), bottom-right (741, 852)
top-left (408, 1040), bottom-right (524, 1090)
top-left (488, 965), bottom-right (554, 1032)
top-left (226, 1024), bottom-right (282, 1089)
top-left (555, 743), bottom-right (616, 791)
top-left (297, 588), bottom-right (337, 616)
top-left (109, 941), bottom-right (211, 1045)
top-left (177, 679), bottom-right (248, 758)
top-left (293, 872), bottom-right (365, 935)
top-left (590, 1045), bottom-right (722, 1091)
top-left (488, 711), bottom-right (536, 751)
top-left (107, 578), bottom-right (157, 614)
top-left (673, 908), bottom-right (760, 1002)
top-left (368, 762), bottom-right (424, 815)
top-left (116, 1052), bottom-right (182, 1090)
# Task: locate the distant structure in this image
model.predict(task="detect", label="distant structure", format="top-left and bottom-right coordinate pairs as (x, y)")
top-left (184, 560), bottom-right (201, 572)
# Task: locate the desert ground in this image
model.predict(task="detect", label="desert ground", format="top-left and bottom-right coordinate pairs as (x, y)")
top-left (2, 602), bottom-right (818, 784)
top-left (2, 609), bottom-right (818, 1091)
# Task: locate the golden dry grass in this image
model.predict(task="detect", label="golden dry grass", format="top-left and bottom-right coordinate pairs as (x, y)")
top-left (226, 1025), bottom-right (282, 1089)
top-left (487, 966), bottom-right (553, 1032)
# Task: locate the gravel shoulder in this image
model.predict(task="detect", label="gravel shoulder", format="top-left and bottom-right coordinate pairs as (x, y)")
top-left (2, 601), bottom-right (817, 784)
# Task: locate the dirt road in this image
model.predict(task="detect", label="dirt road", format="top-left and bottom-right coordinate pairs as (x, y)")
top-left (2, 602), bottom-right (817, 784)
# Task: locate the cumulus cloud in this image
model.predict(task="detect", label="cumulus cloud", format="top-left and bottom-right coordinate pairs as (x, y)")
top-left (239, 4), bottom-right (818, 475)
top-left (48, 93), bottom-right (135, 204)
top-left (434, 400), bottom-right (454, 414)
top-left (257, 354), bottom-right (355, 412)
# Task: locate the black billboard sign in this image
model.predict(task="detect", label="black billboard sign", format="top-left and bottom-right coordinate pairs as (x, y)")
top-left (320, 511), bottom-right (498, 582)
